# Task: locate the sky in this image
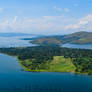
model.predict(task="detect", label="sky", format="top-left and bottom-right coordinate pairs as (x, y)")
top-left (0, 0), bottom-right (92, 35)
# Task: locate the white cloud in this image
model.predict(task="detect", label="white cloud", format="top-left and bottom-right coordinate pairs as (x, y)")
top-left (64, 14), bottom-right (92, 31)
top-left (0, 15), bottom-right (75, 34)
top-left (65, 20), bottom-right (88, 30)
top-left (64, 8), bottom-right (70, 12)
top-left (53, 6), bottom-right (62, 12)
top-left (0, 8), bottom-right (3, 13)
top-left (0, 20), bottom-right (9, 29)
top-left (53, 6), bottom-right (70, 13)
top-left (13, 16), bottom-right (18, 24)
top-left (0, 14), bottom-right (92, 34)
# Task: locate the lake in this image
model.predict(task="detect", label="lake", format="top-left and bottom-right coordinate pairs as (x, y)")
top-left (62, 43), bottom-right (92, 49)
top-left (0, 54), bottom-right (92, 92)
top-left (0, 37), bottom-right (92, 92)
top-left (0, 36), bottom-right (36, 48)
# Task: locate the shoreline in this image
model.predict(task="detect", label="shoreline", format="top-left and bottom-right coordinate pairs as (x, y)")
top-left (17, 58), bottom-right (90, 76)
top-left (0, 46), bottom-right (92, 76)
top-left (0, 53), bottom-right (91, 76)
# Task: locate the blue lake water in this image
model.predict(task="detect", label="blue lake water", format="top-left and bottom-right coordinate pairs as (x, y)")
top-left (0, 37), bottom-right (92, 92)
top-left (0, 54), bottom-right (92, 92)
top-left (0, 36), bottom-right (36, 47)
top-left (62, 43), bottom-right (92, 49)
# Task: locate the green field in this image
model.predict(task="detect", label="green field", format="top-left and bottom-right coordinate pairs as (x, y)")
top-left (19, 56), bottom-right (76, 72)
top-left (49, 56), bottom-right (76, 72)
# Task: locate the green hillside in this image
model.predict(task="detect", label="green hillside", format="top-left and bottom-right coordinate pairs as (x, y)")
top-left (30, 31), bottom-right (92, 45)
top-left (65, 31), bottom-right (92, 44)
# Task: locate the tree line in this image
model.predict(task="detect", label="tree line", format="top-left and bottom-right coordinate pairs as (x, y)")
top-left (0, 46), bottom-right (92, 74)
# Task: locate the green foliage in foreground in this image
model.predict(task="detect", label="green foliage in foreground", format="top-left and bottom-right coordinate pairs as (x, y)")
top-left (19, 56), bottom-right (76, 72)
top-left (0, 46), bottom-right (92, 75)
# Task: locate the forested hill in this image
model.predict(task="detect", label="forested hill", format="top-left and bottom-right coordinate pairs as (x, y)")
top-left (0, 46), bottom-right (92, 75)
top-left (28, 31), bottom-right (92, 45)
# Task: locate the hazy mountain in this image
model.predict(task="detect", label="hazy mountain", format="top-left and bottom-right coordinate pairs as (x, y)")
top-left (30, 31), bottom-right (92, 45)
top-left (65, 31), bottom-right (92, 44)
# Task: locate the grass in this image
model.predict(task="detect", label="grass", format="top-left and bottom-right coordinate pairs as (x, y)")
top-left (48, 56), bottom-right (76, 72)
top-left (18, 56), bottom-right (76, 73)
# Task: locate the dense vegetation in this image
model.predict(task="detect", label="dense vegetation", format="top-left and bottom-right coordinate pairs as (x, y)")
top-left (0, 46), bottom-right (92, 75)
top-left (30, 31), bottom-right (92, 45)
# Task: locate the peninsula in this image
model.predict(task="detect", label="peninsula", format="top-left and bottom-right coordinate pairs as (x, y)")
top-left (0, 46), bottom-right (92, 75)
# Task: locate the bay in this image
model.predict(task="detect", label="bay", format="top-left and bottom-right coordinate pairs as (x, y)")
top-left (0, 37), bottom-right (92, 92)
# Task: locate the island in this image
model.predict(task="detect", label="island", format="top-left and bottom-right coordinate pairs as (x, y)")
top-left (0, 46), bottom-right (92, 75)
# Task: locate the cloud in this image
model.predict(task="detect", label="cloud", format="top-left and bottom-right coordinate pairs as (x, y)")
top-left (64, 14), bottom-right (92, 31)
top-left (0, 20), bottom-right (8, 29)
top-left (65, 20), bottom-right (88, 30)
top-left (0, 15), bottom-right (75, 34)
top-left (0, 8), bottom-right (3, 13)
top-left (13, 16), bottom-right (18, 24)
top-left (0, 14), bottom-right (92, 34)
top-left (53, 6), bottom-right (62, 12)
top-left (64, 8), bottom-right (70, 12)
top-left (53, 6), bottom-right (70, 13)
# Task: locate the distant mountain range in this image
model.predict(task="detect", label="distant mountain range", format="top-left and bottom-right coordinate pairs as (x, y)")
top-left (0, 33), bottom-right (35, 37)
top-left (30, 31), bottom-right (92, 45)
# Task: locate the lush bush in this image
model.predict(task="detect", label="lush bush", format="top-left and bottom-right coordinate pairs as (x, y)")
top-left (0, 46), bottom-right (92, 74)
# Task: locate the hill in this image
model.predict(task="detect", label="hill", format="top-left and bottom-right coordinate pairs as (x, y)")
top-left (65, 31), bottom-right (92, 44)
top-left (30, 36), bottom-right (64, 46)
top-left (30, 31), bottom-right (92, 45)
